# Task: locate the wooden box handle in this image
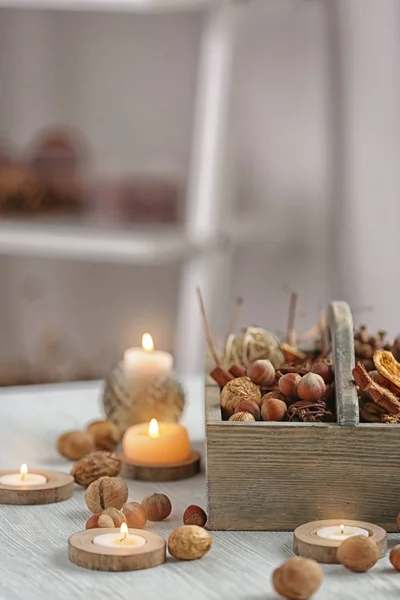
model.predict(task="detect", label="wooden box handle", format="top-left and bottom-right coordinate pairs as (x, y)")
top-left (327, 301), bottom-right (359, 427)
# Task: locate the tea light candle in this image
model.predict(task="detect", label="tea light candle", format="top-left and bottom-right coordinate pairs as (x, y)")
top-left (122, 418), bottom-right (191, 465)
top-left (316, 523), bottom-right (369, 541)
top-left (93, 523), bottom-right (146, 549)
top-left (0, 464), bottom-right (47, 487)
top-left (123, 334), bottom-right (173, 378)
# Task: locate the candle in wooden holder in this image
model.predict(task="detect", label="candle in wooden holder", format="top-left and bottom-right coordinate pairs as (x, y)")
top-left (293, 520), bottom-right (387, 564)
top-left (0, 465), bottom-right (74, 505)
top-left (119, 419), bottom-right (200, 482)
top-left (68, 526), bottom-right (166, 571)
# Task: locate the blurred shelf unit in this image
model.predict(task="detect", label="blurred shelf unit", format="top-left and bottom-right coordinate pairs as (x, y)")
top-left (0, 0), bottom-right (222, 12)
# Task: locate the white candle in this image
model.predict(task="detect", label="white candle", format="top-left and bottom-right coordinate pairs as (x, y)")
top-left (123, 333), bottom-right (173, 378)
top-left (316, 524), bottom-right (369, 541)
top-left (93, 524), bottom-right (146, 549)
top-left (0, 464), bottom-right (47, 487)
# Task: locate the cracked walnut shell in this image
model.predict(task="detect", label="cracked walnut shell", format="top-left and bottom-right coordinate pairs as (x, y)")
top-left (85, 476), bottom-right (128, 513)
top-left (373, 350), bottom-right (400, 391)
top-left (168, 525), bottom-right (212, 561)
top-left (71, 451), bottom-right (121, 486)
top-left (220, 377), bottom-right (261, 417)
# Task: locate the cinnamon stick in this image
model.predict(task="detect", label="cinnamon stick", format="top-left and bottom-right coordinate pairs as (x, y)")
top-left (352, 362), bottom-right (400, 414)
top-left (226, 297), bottom-right (244, 340)
top-left (210, 366), bottom-right (234, 387)
top-left (286, 292), bottom-right (298, 348)
top-left (229, 364), bottom-right (246, 378)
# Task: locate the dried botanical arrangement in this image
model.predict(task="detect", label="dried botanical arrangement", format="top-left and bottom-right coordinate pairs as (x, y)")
top-left (353, 349), bottom-right (400, 423)
top-left (199, 289), bottom-right (335, 423)
top-left (353, 324), bottom-right (400, 371)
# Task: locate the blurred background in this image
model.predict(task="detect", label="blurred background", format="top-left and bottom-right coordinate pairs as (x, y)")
top-left (0, 0), bottom-right (399, 386)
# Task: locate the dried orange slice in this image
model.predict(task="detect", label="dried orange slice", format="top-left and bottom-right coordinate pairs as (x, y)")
top-left (373, 350), bottom-right (400, 391)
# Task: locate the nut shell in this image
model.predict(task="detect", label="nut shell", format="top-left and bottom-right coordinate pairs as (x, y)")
top-left (85, 476), bottom-right (128, 514)
top-left (229, 411), bottom-right (255, 422)
top-left (183, 505), bottom-right (207, 527)
top-left (278, 373), bottom-right (301, 397)
top-left (168, 525), bottom-right (212, 561)
top-left (337, 535), bottom-right (379, 572)
top-left (71, 451), bottom-right (121, 486)
top-left (310, 360), bottom-right (334, 384)
top-left (141, 493), bottom-right (172, 521)
top-left (85, 514), bottom-right (101, 529)
top-left (86, 420), bottom-right (120, 452)
top-left (220, 377), bottom-right (261, 417)
top-left (98, 507), bottom-right (126, 528)
top-left (246, 359), bottom-right (275, 386)
top-left (261, 398), bottom-right (287, 422)
top-left (56, 430), bottom-right (95, 461)
top-left (234, 399), bottom-right (260, 420)
top-left (122, 502), bottom-right (147, 528)
top-left (272, 557), bottom-right (322, 600)
top-left (390, 545), bottom-right (400, 571)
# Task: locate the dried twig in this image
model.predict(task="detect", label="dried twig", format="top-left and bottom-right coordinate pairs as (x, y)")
top-left (286, 292), bottom-right (298, 347)
top-left (196, 287), bottom-right (220, 366)
top-left (226, 297), bottom-right (244, 341)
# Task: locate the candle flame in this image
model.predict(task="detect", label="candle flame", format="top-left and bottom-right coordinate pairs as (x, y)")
top-left (149, 418), bottom-right (159, 438)
top-left (340, 524), bottom-right (345, 535)
top-left (120, 522), bottom-right (128, 541)
top-left (20, 463), bottom-right (28, 481)
top-left (142, 333), bottom-right (154, 353)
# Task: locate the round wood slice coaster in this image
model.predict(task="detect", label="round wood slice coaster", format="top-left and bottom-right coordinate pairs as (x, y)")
top-left (293, 520), bottom-right (387, 564)
top-left (118, 450), bottom-right (201, 482)
top-left (68, 528), bottom-right (166, 572)
top-left (0, 470), bottom-right (74, 505)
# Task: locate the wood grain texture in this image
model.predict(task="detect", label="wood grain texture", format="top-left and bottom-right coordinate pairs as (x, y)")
top-left (1, 379), bottom-right (400, 600)
top-left (68, 528), bottom-right (166, 571)
top-left (0, 470), bottom-right (74, 505)
top-left (118, 451), bottom-right (201, 481)
top-left (328, 301), bottom-right (359, 426)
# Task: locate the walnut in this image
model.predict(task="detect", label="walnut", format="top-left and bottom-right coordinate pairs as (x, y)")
top-left (228, 411), bottom-right (255, 422)
top-left (220, 377), bottom-right (261, 417)
top-left (85, 476), bottom-right (128, 513)
top-left (71, 451), bottom-right (121, 486)
top-left (168, 525), bottom-right (212, 560)
top-left (56, 430), bottom-right (95, 460)
top-left (86, 420), bottom-right (120, 452)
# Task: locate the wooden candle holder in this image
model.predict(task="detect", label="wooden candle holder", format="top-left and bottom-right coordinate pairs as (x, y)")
top-left (68, 528), bottom-right (166, 572)
top-left (118, 450), bottom-right (201, 482)
top-left (0, 470), bottom-right (74, 505)
top-left (205, 301), bottom-right (400, 532)
top-left (293, 520), bottom-right (387, 564)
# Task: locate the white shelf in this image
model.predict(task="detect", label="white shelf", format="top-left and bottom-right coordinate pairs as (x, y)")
top-left (0, 0), bottom-right (223, 12)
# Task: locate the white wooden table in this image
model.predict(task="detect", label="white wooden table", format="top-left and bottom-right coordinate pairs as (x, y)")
top-left (0, 378), bottom-right (399, 600)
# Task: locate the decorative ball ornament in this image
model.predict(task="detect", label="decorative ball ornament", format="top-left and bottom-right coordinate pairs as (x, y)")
top-left (224, 327), bottom-right (285, 370)
top-left (102, 362), bottom-right (185, 437)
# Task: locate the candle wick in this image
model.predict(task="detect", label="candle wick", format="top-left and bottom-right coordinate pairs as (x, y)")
top-left (20, 473), bottom-right (25, 481)
top-left (120, 531), bottom-right (127, 542)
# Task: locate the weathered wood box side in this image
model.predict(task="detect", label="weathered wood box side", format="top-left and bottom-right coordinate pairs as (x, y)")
top-left (205, 302), bottom-right (400, 532)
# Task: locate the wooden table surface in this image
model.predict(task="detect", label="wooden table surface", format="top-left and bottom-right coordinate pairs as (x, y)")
top-left (0, 377), bottom-right (399, 600)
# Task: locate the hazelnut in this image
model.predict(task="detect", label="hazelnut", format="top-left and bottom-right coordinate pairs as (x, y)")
top-left (86, 420), bottom-right (120, 452)
top-left (71, 451), bottom-right (121, 486)
top-left (56, 430), bottom-right (95, 461)
top-left (296, 373), bottom-right (326, 402)
top-left (98, 507), bottom-right (126, 528)
top-left (234, 399), bottom-right (260, 421)
top-left (272, 557), bottom-right (322, 600)
top-left (337, 535), bottom-right (379, 572)
top-left (168, 525), bottom-right (212, 560)
top-left (220, 377), bottom-right (261, 417)
top-left (229, 411), bottom-right (255, 422)
top-left (246, 359), bottom-right (275, 386)
top-left (85, 476), bottom-right (128, 513)
top-left (262, 391), bottom-right (287, 402)
top-left (390, 545), bottom-right (400, 571)
top-left (183, 505), bottom-right (207, 527)
top-left (122, 502), bottom-right (147, 528)
top-left (278, 373), bottom-right (301, 397)
top-left (85, 513), bottom-right (101, 529)
top-left (141, 493), bottom-right (172, 521)
top-left (261, 398), bottom-right (287, 422)
top-left (311, 360), bottom-right (334, 384)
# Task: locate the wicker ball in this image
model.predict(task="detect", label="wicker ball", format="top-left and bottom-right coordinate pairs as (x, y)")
top-left (102, 362), bottom-right (185, 436)
top-left (224, 327), bottom-right (285, 370)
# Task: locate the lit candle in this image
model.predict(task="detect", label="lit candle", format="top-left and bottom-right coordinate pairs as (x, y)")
top-left (316, 523), bottom-right (369, 541)
top-left (0, 464), bottom-right (47, 487)
top-left (122, 418), bottom-right (191, 464)
top-left (93, 523), bottom-right (147, 549)
top-left (123, 334), bottom-right (173, 378)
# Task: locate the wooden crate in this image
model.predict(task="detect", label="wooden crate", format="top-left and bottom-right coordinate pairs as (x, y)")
top-left (205, 301), bottom-right (400, 532)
